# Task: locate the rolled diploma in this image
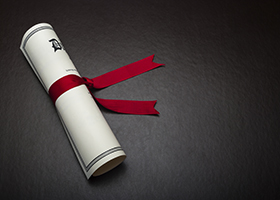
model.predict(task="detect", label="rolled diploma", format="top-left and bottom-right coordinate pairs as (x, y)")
top-left (20, 23), bottom-right (126, 179)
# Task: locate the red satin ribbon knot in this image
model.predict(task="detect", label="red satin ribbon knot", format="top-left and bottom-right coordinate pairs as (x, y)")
top-left (48, 55), bottom-right (164, 115)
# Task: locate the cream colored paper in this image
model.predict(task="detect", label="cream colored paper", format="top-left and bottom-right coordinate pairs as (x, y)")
top-left (20, 23), bottom-right (126, 179)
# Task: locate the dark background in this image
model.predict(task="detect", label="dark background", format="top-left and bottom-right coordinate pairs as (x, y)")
top-left (1, 0), bottom-right (280, 199)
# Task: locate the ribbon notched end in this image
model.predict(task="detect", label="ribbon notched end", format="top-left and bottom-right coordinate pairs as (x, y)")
top-left (148, 100), bottom-right (160, 115)
top-left (95, 98), bottom-right (160, 115)
top-left (149, 54), bottom-right (165, 69)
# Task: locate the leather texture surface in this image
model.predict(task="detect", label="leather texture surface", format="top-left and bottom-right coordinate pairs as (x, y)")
top-left (0, 0), bottom-right (280, 199)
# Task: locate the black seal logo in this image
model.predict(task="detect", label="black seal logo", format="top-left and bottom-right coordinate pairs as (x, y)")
top-left (49, 38), bottom-right (63, 52)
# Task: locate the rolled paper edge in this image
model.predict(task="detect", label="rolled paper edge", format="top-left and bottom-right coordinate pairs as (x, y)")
top-left (20, 22), bottom-right (53, 50)
top-left (92, 154), bottom-right (126, 177)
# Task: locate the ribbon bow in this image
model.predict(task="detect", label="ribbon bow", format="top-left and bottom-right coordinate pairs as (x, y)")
top-left (49, 55), bottom-right (164, 115)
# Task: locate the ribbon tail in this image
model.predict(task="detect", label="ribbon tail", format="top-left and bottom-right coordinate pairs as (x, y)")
top-left (91, 55), bottom-right (164, 89)
top-left (95, 98), bottom-right (159, 115)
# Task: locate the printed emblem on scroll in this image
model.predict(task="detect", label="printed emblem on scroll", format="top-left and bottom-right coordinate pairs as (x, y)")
top-left (49, 38), bottom-right (63, 52)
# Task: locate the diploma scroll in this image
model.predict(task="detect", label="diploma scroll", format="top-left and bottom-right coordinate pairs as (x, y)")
top-left (20, 23), bottom-right (126, 179)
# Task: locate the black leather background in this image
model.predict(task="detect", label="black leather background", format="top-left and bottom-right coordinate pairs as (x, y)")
top-left (1, 0), bottom-right (280, 199)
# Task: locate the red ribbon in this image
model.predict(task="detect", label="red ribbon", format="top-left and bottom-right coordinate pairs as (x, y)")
top-left (48, 55), bottom-right (164, 115)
